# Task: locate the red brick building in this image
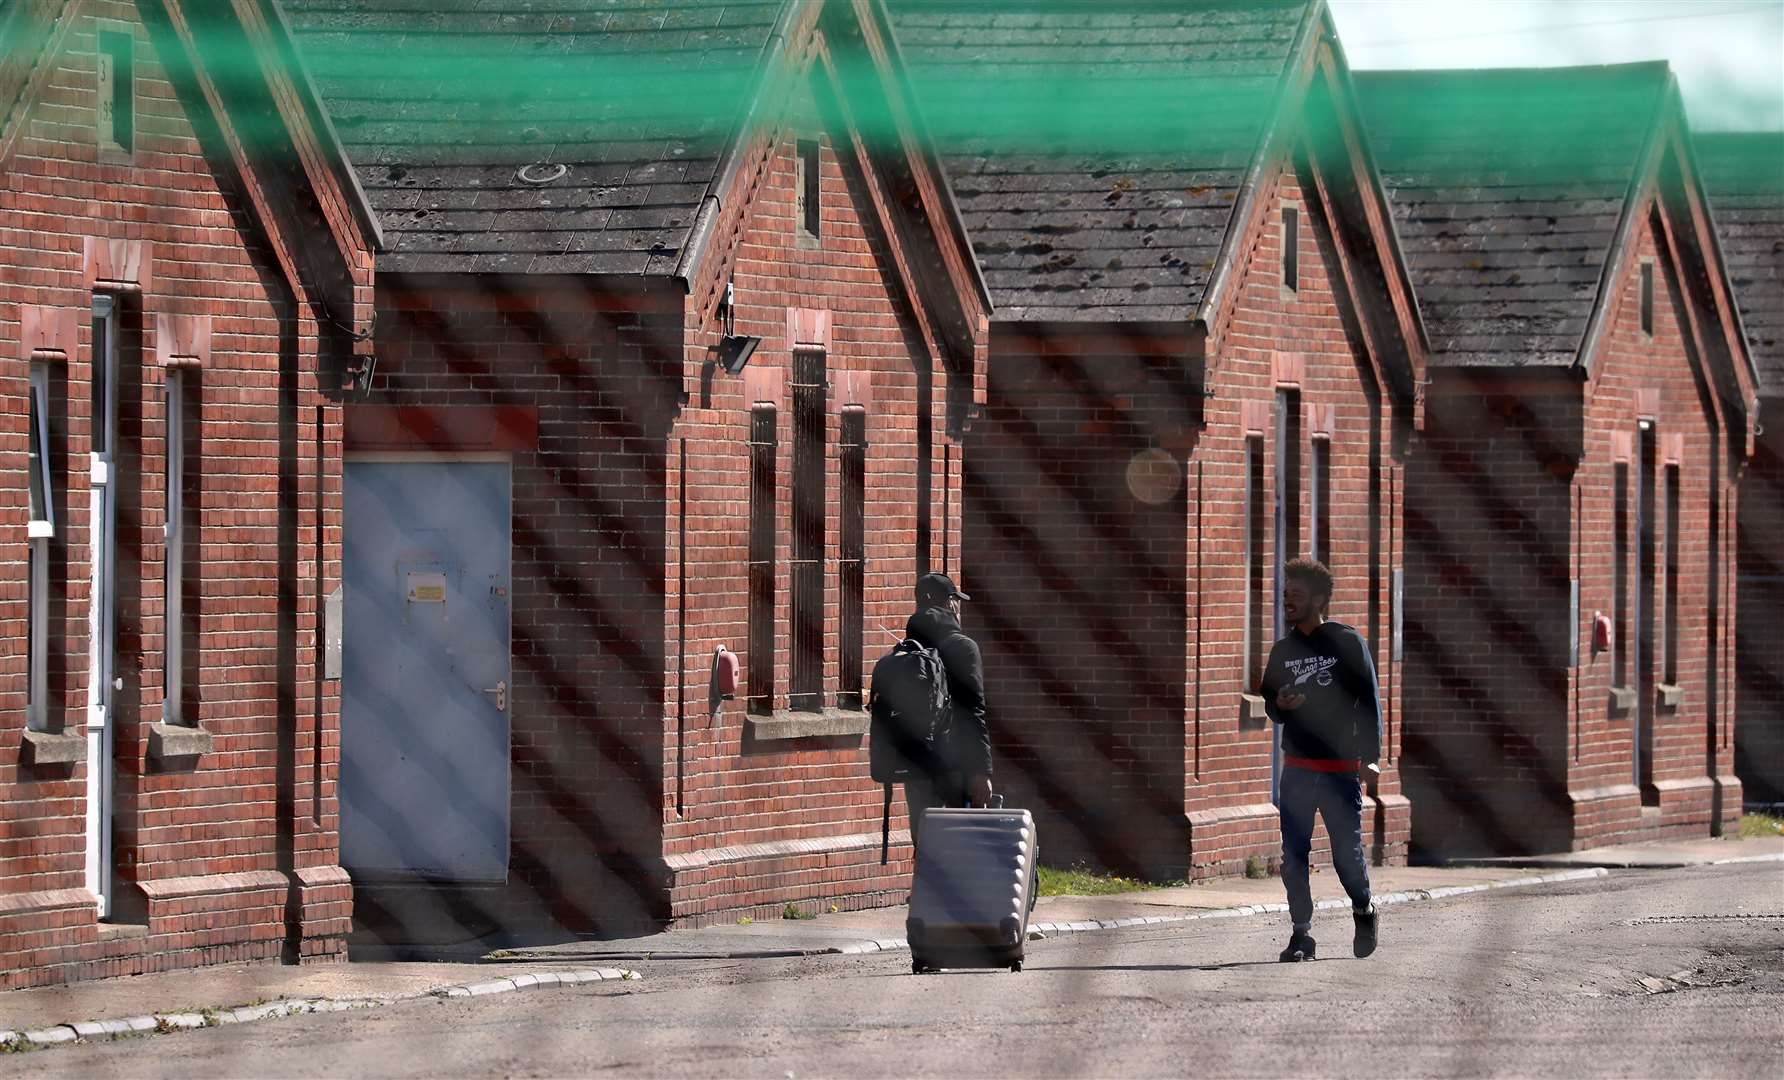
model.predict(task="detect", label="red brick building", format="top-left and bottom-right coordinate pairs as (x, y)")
top-left (286, 0), bottom-right (987, 946)
top-left (1697, 132), bottom-right (1784, 808)
top-left (0, 0), bottom-right (374, 987)
top-left (1358, 65), bottom-right (1758, 858)
top-left (897, 0), bottom-right (1426, 881)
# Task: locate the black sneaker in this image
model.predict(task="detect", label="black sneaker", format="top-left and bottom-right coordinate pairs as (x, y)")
top-left (1353, 905), bottom-right (1378, 958)
top-left (1278, 932), bottom-right (1316, 962)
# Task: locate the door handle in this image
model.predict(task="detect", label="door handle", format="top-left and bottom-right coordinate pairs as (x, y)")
top-left (482, 680), bottom-right (507, 712)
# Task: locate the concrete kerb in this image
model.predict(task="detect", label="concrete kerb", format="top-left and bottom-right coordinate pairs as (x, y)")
top-left (0, 968), bottom-right (639, 1053)
top-left (497, 867), bottom-right (1614, 963)
top-left (0, 867), bottom-right (1642, 1050)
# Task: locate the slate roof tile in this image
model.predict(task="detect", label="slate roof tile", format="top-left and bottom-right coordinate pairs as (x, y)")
top-left (282, 0), bottom-right (780, 275)
top-left (894, 1), bottom-right (1310, 323)
top-left (1355, 63), bottom-right (1671, 368)
top-left (1694, 132), bottom-right (1784, 390)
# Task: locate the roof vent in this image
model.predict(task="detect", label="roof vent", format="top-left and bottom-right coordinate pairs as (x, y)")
top-left (516, 162), bottom-right (568, 186)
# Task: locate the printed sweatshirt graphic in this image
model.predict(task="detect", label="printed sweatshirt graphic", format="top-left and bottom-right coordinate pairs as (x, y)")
top-left (1260, 621), bottom-right (1383, 763)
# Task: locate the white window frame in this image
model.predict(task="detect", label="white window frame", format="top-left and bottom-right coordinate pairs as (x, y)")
top-left (27, 362), bottom-right (54, 731)
top-left (163, 368), bottom-right (186, 725)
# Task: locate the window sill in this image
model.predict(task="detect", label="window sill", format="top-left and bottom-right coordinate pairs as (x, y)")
top-left (149, 722), bottom-right (212, 761)
top-left (22, 729), bottom-right (87, 765)
top-left (1240, 693), bottom-right (1269, 729)
top-left (1608, 685), bottom-right (1637, 715)
top-left (1656, 684), bottom-right (1686, 711)
top-left (746, 708), bottom-right (869, 742)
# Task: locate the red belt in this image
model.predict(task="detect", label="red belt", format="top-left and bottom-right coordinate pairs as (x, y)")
top-left (1284, 755), bottom-right (1358, 774)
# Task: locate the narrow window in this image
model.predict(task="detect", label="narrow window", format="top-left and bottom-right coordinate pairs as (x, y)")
top-left (1613, 461), bottom-right (1630, 686)
top-left (796, 138), bottom-right (821, 240)
top-left (1309, 435), bottom-right (1330, 562)
top-left (1274, 390), bottom-right (1301, 629)
top-left (1282, 206), bottom-right (1299, 291)
top-left (838, 406), bottom-right (866, 709)
top-left (1640, 262), bottom-right (1654, 337)
top-left (1663, 463), bottom-right (1680, 685)
top-left (789, 348), bottom-right (826, 710)
top-left (27, 362), bottom-right (56, 731)
top-left (98, 29), bottom-right (134, 155)
top-left (1245, 435), bottom-right (1267, 690)
top-left (1636, 424), bottom-right (1657, 796)
top-left (747, 403), bottom-right (777, 714)
top-left (162, 369), bottom-right (188, 725)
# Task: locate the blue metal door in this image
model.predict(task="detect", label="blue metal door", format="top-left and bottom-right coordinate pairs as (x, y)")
top-left (343, 459), bottom-right (512, 881)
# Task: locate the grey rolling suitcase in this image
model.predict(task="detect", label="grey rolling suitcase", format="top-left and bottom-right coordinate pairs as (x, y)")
top-left (906, 802), bottom-right (1039, 973)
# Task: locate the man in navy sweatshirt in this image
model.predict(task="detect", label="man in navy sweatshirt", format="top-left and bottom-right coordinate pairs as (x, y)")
top-left (1260, 558), bottom-right (1382, 962)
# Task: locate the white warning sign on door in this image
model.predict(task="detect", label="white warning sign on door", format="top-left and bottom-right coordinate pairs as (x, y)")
top-left (406, 569), bottom-right (447, 604)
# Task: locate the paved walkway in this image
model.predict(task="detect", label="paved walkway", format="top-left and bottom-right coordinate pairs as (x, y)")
top-left (2, 833), bottom-right (1778, 1049)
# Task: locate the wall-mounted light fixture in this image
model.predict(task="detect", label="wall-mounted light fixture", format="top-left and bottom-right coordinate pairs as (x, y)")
top-left (346, 353), bottom-right (379, 395)
top-left (716, 280), bottom-right (761, 375)
top-left (715, 334), bottom-right (759, 374)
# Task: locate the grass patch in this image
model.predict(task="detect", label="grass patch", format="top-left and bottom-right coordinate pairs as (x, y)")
top-left (1036, 864), bottom-right (1161, 898)
top-left (1735, 812), bottom-right (1784, 839)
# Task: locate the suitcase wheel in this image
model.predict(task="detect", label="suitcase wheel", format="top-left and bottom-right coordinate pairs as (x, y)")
top-left (1009, 960), bottom-right (1022, 973)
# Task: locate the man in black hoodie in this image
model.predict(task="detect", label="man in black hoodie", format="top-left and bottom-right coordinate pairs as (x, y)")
top-left (1260, 558), bottom-right (1382, 963)
top-left (903, 573), bottom-right (993, 838)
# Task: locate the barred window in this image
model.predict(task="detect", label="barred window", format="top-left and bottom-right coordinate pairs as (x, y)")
top-left (789, 348), bottom-right (826, 710)
top-left (838, 406), bottom-right (866, 709)
top-left (747, 403), bottom-right (777, 714)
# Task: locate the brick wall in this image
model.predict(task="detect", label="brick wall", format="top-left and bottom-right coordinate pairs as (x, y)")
top-left (0, 0), bottom-right (352, 988)
top-left (660, 70), bottom-right (966, 924)
top-left (1736, 416), bottom-right (1784, 805)
top-left (1573, 210), bottom-right (1739, 840)
top-left (354, 275), bottom-right (683, 945)
top-left (1403, 206), bottom-right (1739, 859)
top-left (1404, 382), bottom-right (1580, 857)
top-left (966, 323), bottom-right (1195, 879)
top-left (965, 163), bottom-right (1409, 881)
top-left (1191, 165), bottom-right (1409, 878)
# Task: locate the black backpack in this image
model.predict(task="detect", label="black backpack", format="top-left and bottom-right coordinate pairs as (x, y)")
top-left (868, 638), bottom-right (951, 861)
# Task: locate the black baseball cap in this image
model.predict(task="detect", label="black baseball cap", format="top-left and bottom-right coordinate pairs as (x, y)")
top-left (916, 572), bottom-right (970, 604)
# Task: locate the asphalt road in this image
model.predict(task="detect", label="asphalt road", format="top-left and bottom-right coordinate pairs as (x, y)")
top-left (9, 864), bottom-right (1782, 1079)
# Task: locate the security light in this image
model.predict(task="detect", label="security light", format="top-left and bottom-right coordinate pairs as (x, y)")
top-left (716, 334), bottom-right (760, 375)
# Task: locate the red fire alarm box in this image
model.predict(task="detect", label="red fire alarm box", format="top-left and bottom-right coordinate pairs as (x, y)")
top-left (1592, 612), bottom-right (1613, 655)
top-left (709, 645), bottom-right (740, 715)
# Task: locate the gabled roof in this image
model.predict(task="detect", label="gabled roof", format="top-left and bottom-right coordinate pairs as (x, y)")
top-left (1695, 132), bottom-right (1784, 392)
top-left (282, 0), bottom-right (785, 276)
top-left (0, 0), bottom-right (375, 342)
top-left (1354, 63), bottom-right (1672, 369)
top-left (893, 0), bottom-right (1314, 323)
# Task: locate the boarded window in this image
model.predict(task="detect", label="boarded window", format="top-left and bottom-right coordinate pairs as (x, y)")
top-left (1282, 206), bottom-right (1299, 291)
top-left (1636, 424), bottom-right (1657, 795)
top-left (1245, 435), bottom-right (1266, 689)
top-left (98, 29), bottom-right (134, 155)
top-left (1274, 390), bottom-right (1301, 622)
top-left (789, 348), bottom-right (826, 710)
top-left (1613, 461), bottom-right (1630, 685)
top-left (1309, 435), bottom-right (1330, 562)
top-left (1640, 262), bottom-right (1654, 337)
top-left (838, 407), bottom-right (866, 708)
top-left (1663, 463), bottom-right (1680, 685)
top-left (747, 404), bottom-right (777, 714)
top-left (797, 139), bottom-right (821, 240)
